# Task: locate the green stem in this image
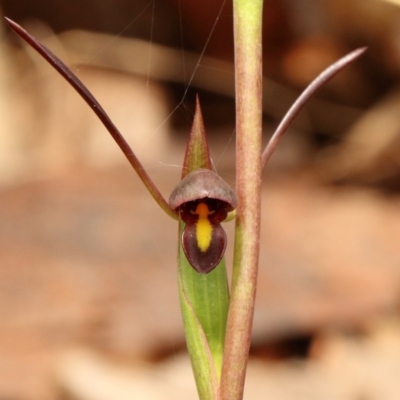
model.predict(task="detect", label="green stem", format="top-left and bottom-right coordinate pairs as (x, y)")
top-left (220, 1), bottom-right (263, 400)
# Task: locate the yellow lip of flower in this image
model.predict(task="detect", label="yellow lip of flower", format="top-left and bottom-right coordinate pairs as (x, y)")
top-left (193, 203), bottom-right (214, 252)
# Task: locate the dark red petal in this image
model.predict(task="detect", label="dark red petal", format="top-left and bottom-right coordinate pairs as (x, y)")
top-left (182, 222), bottom-right (227, 274)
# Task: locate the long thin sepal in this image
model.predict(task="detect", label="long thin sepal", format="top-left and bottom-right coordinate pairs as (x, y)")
top-left (4, 17), bottom-right (176, 219)
top-left (261, 47), bottom-right (367, 168)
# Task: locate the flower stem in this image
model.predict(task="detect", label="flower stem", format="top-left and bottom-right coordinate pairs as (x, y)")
top-left (220, 1), bottom-right (263, 399)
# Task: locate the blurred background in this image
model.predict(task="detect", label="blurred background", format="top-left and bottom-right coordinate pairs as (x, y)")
top-left (2, 0), bottom-right (400, 399)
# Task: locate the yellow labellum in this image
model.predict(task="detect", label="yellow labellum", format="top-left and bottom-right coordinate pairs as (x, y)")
top-left (194, 203), bottom-right (213, 252)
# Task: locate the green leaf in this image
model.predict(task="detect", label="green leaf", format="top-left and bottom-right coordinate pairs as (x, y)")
top-left (179, 222), bottom-right (230, 378)
top-left (178, 240), bottom-right (221, 400)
